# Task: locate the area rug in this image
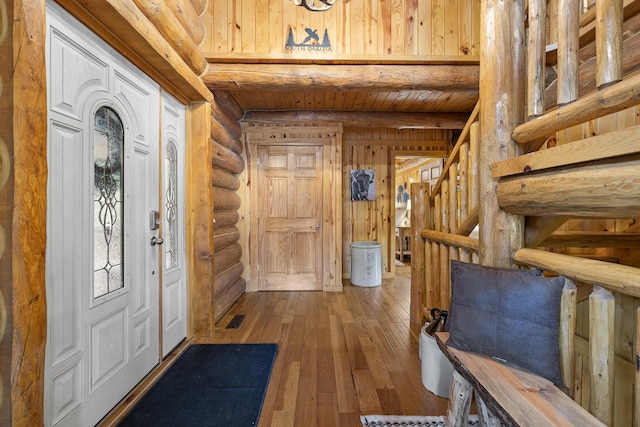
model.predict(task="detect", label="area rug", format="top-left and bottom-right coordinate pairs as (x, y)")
top-left (118, 343), bottom-right (278, 427)
top-left (361, 414), bottom-right (479, 426)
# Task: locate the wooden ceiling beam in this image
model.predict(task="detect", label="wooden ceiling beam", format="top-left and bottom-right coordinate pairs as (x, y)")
top-left (203, 64), bottom-right (480, 92)
top-left (242, 110), bottom-right (469, 129)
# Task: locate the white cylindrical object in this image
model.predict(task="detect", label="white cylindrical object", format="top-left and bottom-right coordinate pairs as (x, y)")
top-left (420, 326), bottom-right (455, 398)
top-left (350, 241), bottom-right (382, 287)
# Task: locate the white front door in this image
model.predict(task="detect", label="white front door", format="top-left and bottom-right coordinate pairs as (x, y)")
top-left (160, 93), bottom-right (187, 357)
top-left (45, 3), bottom-right (160, 425)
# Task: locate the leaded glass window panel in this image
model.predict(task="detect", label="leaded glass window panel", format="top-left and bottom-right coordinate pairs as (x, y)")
top-left (93, 106), bottom-right (124, 299)
top-left (164, 141), bottom-right (178, 269)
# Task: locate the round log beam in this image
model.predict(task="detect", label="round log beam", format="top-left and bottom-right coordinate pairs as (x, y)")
top-left (496, 159), bottom-right (640, 218)
top-left (212, 140), bottom-right (245, 175)
top-left (212, 168), bottom-right (240, 191)
top-left (203, 64), bottom-right (480, 92)
top-left (131, 0), bottom-right (208, 75)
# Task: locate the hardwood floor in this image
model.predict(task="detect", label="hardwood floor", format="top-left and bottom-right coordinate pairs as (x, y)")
top-left (197, 266), bottom-right (448, 426)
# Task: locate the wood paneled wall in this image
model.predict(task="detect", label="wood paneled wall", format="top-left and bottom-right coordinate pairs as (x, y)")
top-left (202, 0), bottom-right (481, 61)
top-left (342, 128), bottom-right (450, 279)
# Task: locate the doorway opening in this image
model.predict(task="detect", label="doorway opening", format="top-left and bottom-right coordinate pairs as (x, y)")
top-left (393, 156), bottom-right (446, 272)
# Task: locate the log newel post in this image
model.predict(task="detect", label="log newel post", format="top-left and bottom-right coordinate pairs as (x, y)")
top-left (478, 0), bottom-right (525, 267)
top-left (410, 183), bottom-right (430, 325)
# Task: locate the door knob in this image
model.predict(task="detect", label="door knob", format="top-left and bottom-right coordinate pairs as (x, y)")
top-left (151, 236), bottom-right (164, 246)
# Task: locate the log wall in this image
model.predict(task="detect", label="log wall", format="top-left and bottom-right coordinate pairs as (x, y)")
top-left (342, 128), bottom-right (450, 280)
top-left (201, 0), bottom-right (481, 61)
top-left (210, 92), bottom-right (246, 324)
top-left (0, 1), bottom-right (13, 423)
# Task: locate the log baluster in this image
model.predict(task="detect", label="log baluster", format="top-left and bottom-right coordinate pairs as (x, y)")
top-left (527, 0), bottom-right (546, 116)
top-left (469, 122), bottom-right (479, 212)
top-left (559, 279), bottom-right (577, 398)
top-left (441, 179), bottom-right (449, 234)
top-left (431, 242), bottom-right (441, 311)
top-left (449, 164), bottom-right (458, 232)
top-left (411, 182), bottom-right (430, 324)
top-left (589, 285), bottom-right (615, 425)
top-left (459, 143), bottom-right (469, 225)
top-left (596, 0), bottom-right (623, 88)
top-left (557, 0), bottom-right (580, 105)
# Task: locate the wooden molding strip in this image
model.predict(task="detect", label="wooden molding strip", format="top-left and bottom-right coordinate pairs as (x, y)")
top-left (493, 125), bottom-right (640, 178)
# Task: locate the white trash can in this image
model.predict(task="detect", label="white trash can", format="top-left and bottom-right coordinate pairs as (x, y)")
top-left (420, 325), bottom-right (454, 398)
top-left (350, 241), bottom-right (382, 287)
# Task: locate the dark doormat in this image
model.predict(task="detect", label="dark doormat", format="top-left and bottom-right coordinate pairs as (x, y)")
top-left (118, 343), bottom-right (278, 427)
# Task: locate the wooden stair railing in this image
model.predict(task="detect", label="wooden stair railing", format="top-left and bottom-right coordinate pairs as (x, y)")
top-left (416, 1), bottom-right (640, 425)
top-left (411, 101), bottom-right (480, 322)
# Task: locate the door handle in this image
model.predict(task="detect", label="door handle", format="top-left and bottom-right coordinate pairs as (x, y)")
top-left (313, 224), bottom-right (320, 229)
top-left (150, 236), bottom-right (164, 246)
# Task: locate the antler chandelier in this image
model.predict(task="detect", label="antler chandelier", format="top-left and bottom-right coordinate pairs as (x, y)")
top-left (294, 0), bottom-right (336, 12)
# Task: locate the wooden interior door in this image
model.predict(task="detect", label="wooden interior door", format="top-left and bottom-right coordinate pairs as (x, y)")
top-left (257, 145), bottom-right (323, 291)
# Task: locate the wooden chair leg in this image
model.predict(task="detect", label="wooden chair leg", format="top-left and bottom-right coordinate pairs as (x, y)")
top-left (447, 370), bottom-right (473, 427)
top-left (474, 390), bottom-right (502, 426)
